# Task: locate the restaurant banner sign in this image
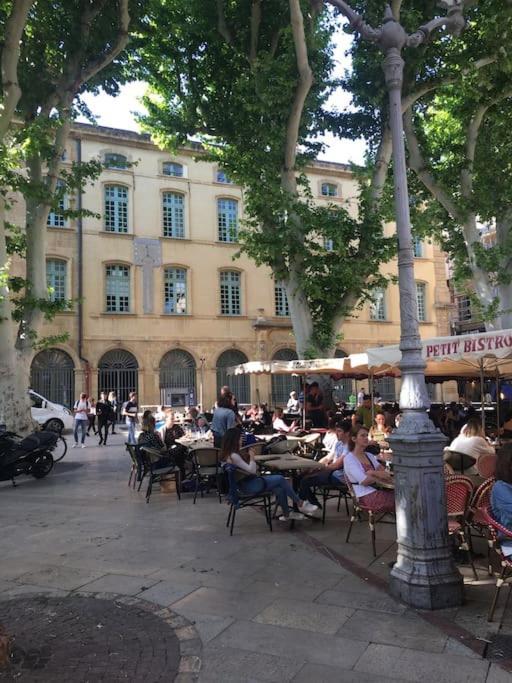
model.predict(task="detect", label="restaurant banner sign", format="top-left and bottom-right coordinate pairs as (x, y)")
top-left (425, 330), bottom-right (512, 361)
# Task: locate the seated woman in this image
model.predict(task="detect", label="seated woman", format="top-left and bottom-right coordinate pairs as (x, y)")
top-left (220, 428), bottom-right (318, 521)
top-left (137, 410), bottom-right (172, 468)
top-left (445, 416), bottom-right (495, 471)
top-left (157, 410), bottom-right (188, 476)
top-left (272, 407), bottom-right (298, 433)
top-left (286, 391), bottom-right (301, 414)
top-left (343, 425), bottom-right (395, 513)
top-left (245, 404), bottom-right (260, 421)
top-left (322, 417), bottom-right (339, 456)
top-left (491, 444), bottom-right (512, 556)
top-left (369, 413), bottom-right (391, 447)
top-left (196, 415), bottom-right (212, 436)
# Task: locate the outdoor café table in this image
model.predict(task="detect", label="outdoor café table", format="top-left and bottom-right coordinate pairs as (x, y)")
top-left (176, 436), bottom-right (214, 451)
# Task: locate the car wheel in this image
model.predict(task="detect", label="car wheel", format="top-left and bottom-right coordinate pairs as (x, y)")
top-left (44, 418), bottom-right (64, 433)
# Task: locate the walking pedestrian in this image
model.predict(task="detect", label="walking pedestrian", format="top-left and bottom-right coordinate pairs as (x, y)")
top-left (87, 398), bottom-right (97, 436)
top-left (123, 391), bottom-right (139, 445)
top-left (72, 393), bottom-right (90, 448)
top-left (108, 391), bottom-right (118, 434)
top-left (96, 391), bottom-right (111, 446)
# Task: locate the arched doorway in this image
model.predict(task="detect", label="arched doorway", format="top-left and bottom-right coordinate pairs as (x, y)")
top-left (271, 348), bottom-right (299, 407)
top-left (98, 350), bottom-right (138, 404)
top-left (216, 350), bottom-right (250, 405)
top-left (30, 349), bottom-right (75, 408)
top-left (332, 349), bottom-right (353, 403)
top-left (159, 349), bottom-right (196, 408)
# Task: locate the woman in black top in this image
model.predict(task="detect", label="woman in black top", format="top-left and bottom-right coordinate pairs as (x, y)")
top-left (137, 411), bottom-right (171, 468)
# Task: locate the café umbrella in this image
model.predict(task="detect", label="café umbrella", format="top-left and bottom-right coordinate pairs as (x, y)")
top-left (227, 357), bottom-right (351, 428)
top-left (349, 328), bottom-right (512, 428)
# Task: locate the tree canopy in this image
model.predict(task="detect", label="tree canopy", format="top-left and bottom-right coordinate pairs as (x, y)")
top-left (334, 0), bottom-right (512, 328)
top-left (138, 0), bottom-right (396, 358)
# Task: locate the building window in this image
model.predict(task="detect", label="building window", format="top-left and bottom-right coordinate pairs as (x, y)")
top-left (216, 169), bottom-right (232, 184)
top-left (164, 267), bottom-right (187, 314)
top-left (321, 182), bottom-right (338, 197)
top-left (46, 259), bottom-right (67, 302)
top-left (274, 284), bottom-right (290, 317)
top-left (104, 153), bottom-right (128, 170)
top-left (104, 184), bottom-right (128, 233)
top-left (47, 180), bottom-right (66, 228)
top-left (162, 161), bottom-right (184, 177)
top-left (457, 295), bottom-right (472, 322)
top-left (105, 264), bottom-right (130, 312)
top-left (217, 198), bottom-right (238, 242)
top-left (370, 287), bottom-right (386, 321)
top-left (413, 237), bottom-right (423, 258)
top-left (162, 192), bottom-right (185, 238)
top-left (324, 238), bottom-right (334, 251)
top-left (220, 271), bottom-right (241, 315)
top-left (416, 282), bottom-right (427, 322)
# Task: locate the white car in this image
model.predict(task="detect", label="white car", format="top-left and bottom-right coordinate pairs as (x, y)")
top-left (29, 389), bottom-right (74, 433)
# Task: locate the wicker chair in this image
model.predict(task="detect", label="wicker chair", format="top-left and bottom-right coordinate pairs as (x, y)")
top-left (223, 464), bottom-right (273, 536)
top-left (476, 453), bottom-right (497, 480)
top-left (482, 506), bottom-right (512, 621)
top-left (315, 478), bottom-right (351, 525)
top-left (467, 477), bottom-right (496, 574)
top-left (445, 475), bottom-right (477, 580)
top-left (345, 478), bottom-right (395, 557)
top-left (444, 449), bottom-right (476, 474)
top-left (297, 433), bottom-right (322, 459)
top-left (125, 442), bottom-right (142, 489)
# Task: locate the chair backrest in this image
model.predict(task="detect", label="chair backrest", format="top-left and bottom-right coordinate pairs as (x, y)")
top-left (445, 475), bottom-right (474, 516)
top-left (194, 447), bottom-right (220, 467)
top-left (268, 439), bottom-right (293, 454)
top-left (140, 445), bottom-right (164, 464)
top-left (482, 506), bottom-right (512, 553)
top-left (125, 442), bottom-right (141, 466)
top-left (302, 433), bottom-right (321, 445)
top-left (344, 476), bottom-right (360, 506)
top-left (468, 477), bottom-right (495, 522)
top-left (477, 453), bottom-right (497, 479)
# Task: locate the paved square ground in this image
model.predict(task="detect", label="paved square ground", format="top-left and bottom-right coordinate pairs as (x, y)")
top-left (0, 433), bottom-right (511, 682)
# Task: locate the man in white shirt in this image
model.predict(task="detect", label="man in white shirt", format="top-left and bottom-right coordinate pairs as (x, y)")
top-left (72, 393), bottom-right (90, 448)
top-left (357, 388), bottom-right (365, 407)
top-left (298, 420), bottom-right (351, 509)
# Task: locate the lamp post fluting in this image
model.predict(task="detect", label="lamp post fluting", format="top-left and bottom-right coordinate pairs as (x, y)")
top-left (328, 0), bottom-right (467, 608)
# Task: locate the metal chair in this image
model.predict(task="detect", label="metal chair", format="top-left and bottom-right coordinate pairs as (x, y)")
top-left (345, 478), bottom-right (395, 557)
top-left (315, 479), bottom-right (351, 525)
top-left (297, 433), bottom-right (322, 459)
top-left (267, 438), bottom-right (296, 455)
top-left (445, 475), bottom-right (477, 580)
top-left (191, 447), bottom-right (222, 504)
top-left (444, 449), bottom-right (476, 474)
top-left (125, 442), bottom-right (142, 489)
top-left (223, 464), bottom-right (273, 536)
top-left (139, 446), bottom-right (181, 504)
top-left (482, 506), bottom-right (512, 621)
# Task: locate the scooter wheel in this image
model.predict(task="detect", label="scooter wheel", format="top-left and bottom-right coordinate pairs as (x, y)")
top-left (31, 452), bottom-right (54, 478)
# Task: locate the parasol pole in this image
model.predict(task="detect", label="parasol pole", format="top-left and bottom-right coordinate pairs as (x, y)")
top-left (370, 372), bottom-right (375, 424)
top-left (496, 366), bottom-right (500, 439)
top-left (479, 359), bottom-right (485, 431)
top-left (302, 374), bottom-right (306, 430)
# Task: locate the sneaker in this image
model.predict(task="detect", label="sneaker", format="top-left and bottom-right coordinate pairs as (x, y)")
top-left (81, 444), bottom-right (86, 449)
top-left (300, 501), bottom-right (319, 515)
top-left (72, 443), bottom-right (78, 448)
top-left (289, 511), bottom-right (306, 521)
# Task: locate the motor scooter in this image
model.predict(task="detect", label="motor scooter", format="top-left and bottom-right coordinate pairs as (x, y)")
top-left (0, 429), bottom-right (58, 485)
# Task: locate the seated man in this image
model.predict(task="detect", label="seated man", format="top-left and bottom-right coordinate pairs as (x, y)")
top-left (286, 391), bottom-right (301, 414)
top-left (305, 382), bottom-right (326, 428)
top-left (355, 394), bottom-right (382, 430)
top-left (272, 406), bottom-right (298, 433)
top-left (298, 420), bottom-right (351, 509)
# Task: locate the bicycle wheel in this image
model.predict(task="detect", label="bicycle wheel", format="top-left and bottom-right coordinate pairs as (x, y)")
top-left (52, 435), bottom-right (68, 463)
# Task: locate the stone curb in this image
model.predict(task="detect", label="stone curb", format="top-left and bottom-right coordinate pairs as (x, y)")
top-left (0, 589), bottom-right (202, 681)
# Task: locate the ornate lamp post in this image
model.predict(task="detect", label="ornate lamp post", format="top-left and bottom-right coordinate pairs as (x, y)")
top-left (329, 0), bottom-right (467, 608)
top-left (199, 357), bottom-right (206, 411)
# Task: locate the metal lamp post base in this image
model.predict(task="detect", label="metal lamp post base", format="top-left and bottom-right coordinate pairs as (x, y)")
top-left (388, 429), bottom-right (464, 610)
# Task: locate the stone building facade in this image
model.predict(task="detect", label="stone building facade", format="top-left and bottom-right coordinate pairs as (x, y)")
top-left (27, 123), bottom-right (452, 409)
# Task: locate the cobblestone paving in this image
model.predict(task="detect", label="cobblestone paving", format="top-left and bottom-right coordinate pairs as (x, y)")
top-left (0, 595), bottom-right (180, 682)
